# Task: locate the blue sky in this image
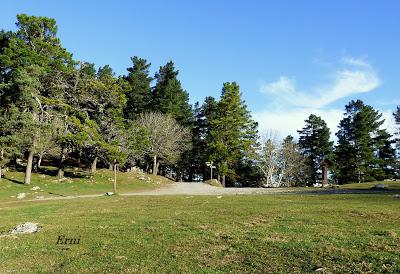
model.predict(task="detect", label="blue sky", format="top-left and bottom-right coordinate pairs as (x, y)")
top-left (1, 0), bottom-right (399, 138)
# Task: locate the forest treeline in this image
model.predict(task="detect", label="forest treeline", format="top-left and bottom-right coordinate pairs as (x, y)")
top-left (0, 15), bottom-right (399, 187)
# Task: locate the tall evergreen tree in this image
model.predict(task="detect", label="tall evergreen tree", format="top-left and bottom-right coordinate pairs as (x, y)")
top-left (78, 64), bottom-right (127, 173)
top-left (207, 82), bottom-right (258, 186)
top-left (188, 97), bottom-right (219, 181)
top-left (152, 61), bottom-right (192, 126)
top-left (335, 100), bottom-right (384, 183)
top-left (123, 56), bottom-right (152, 120)
top-left (0, 14), bottom-right (75, 183)
top-left (297, 114), bottom-right (333, 184)
top-left (373, 129), bottom-right (396, 180)
top-left (394, 106), bottom-right (400, 149)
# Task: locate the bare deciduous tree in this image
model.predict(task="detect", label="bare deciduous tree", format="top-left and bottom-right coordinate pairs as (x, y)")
top-left (257, 132), bottom-right (306, 187)
top-left (139, 112), bottom-right (191, 175)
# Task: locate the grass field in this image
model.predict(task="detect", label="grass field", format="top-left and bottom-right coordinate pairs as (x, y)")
top-left (339, 181), bottom-right (400, 190)
top-left (0, 168), bottom-right (172, 202)
top-left (1, 193), bottom-right (399, 273)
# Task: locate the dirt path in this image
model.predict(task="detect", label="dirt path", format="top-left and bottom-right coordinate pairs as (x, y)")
top-left (122, 182), bottom-right (298, 196)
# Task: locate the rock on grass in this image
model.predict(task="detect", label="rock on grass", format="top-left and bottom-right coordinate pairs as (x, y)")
top-left (10, 222), bottom-right (38, 234)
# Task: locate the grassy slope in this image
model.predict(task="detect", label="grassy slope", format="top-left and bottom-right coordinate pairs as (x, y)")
top-left (0, 168), bottom-right (172, 202)
top-left (0, 194), bottom-right (399, 273)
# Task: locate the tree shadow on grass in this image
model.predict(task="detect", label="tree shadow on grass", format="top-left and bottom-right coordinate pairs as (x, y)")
top-left (64, 170), bottom-right (88, 179)
top-left (47, 192), bottom-right (67, 197)
top-left (38, 167), bottom-right (88, 179)
top-left (3, 176), bottom-right (24, 185)
top-left (38, 167), bottom-right (58, 177)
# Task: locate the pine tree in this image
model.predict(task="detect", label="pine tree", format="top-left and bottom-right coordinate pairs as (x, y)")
top-left (78, 64), bottom-right (127, 173)
top-left (0, 106), bottom-right (31, 179)
top-left (0, 14), bottom-right (75, 183)
top-left (297, 114), bottom-right (333, 184)
top-left (207, 82), bottom-right (258, 186)
top-left (123, 56), bottom-right (153, 120)
top-left (393, 106), bottom-right (400, 177)
top-left (394, 106), bottom-right (400, 149)
top-left (373, 129), bottom-right (396, 180)
top-left (152, 61), bottom-right (192, 126)
top-left (335, 100), bottom-right (384, 183)
top-left (188, 97), bottom-right (218, 181)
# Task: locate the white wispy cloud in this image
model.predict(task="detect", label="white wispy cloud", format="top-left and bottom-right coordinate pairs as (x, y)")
top-left (254, 108), bottom-right (396, 140)
top-left (254, 108), bottom-right (344, 140)
top-left (260, 57), bottom-right (381, 108)
top-left (261, 76), bottom-right (295, 95)
top-left (255, 56), bottom-right (388, 140)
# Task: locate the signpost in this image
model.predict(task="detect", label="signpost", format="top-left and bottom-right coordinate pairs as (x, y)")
top-left (205, 161), bottom-right (216, 180)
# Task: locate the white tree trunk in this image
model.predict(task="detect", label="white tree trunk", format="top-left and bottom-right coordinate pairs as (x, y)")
top-left (152, 155), bottom-right (157, 175)
top-left (113, 162), bottom-right (117, 193)
top-left (91, 157), bottom-right (97, 174)
top-left (24, 149), bottom-right (34, 184)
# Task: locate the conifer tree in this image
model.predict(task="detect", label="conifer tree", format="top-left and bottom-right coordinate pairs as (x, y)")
top-left (335, 100), bottom-right (384, 183)
top-left (123, 56), bottom-right (153, 120)
top-left (207, 82), bottom-right (258, 186)
top-left (394, 106), bottom-right (400, 149)
top-left (373, 129), bottom-right (396, 180)
top-left (152, 61), bottom-right (192, 126)
top-left (297, 114), bottom-right (333, 184)
top-left (0, 14), bottom-right (75, 183)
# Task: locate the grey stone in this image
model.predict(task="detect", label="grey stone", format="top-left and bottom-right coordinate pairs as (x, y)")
top-left (10, 222), bottom-right (38, 234)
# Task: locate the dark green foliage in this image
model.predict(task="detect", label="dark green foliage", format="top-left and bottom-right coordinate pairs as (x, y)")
top-left (207, 82), bottom-right (259, 186)
top-left (394, 106), bottom-right (400, 149)
top-left (298, 114), bottom-right (333, 184)
top-left (152, 61), bottom-right (192, 126)
top-left (187, 97), bottom-right (219, 181)
top-left (334, 100), bottom-right (385, 183)
top-left (373, 129), bottom-right (396, 180)
top-left (0, 106), bottom-right (31, 166)
top-left (123, 56), bottom-right (153, 120)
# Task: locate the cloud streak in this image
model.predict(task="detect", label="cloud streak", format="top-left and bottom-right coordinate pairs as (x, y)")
top-left (255, 56), bottom-right (386, 139)
top-left (260, 57), bottom-right (381, 108)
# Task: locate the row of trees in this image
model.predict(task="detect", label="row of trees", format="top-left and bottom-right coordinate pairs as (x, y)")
top-left (259, 101), bottom-right (399, 186)
top-left (0, 14), bottom-right (258, 187)
top-left (0, 14), bottom-right (399, 187)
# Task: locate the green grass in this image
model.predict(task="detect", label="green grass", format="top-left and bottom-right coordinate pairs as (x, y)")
top-left (0, 194), bottom-right (399, 273)
top-left (339, 181), bottom-right (400, 190)
top-left (0, 168), bottom-right (172, 202)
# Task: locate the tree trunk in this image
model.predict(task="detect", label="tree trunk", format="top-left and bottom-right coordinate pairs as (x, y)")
top-left (37, 154), bottom-right (43, 170)
top-left (217, 173), bottom-right (220, 183)
top-left (24, 149), bottom-right (34, 184)
top-left (153, 155), bottom-right (157, 175)
top-left (57, 147), bottom-right (67, 179)
top-left (91, 157), bottom-right (97, 173)
top-left (0, 148), bottom-right (3, 180)
top-left (109, 163), bottom-right (113, 170)
top-left (113, 162), bottom-right (117, 193)
top-left (222, 175), bottom-right (226, 187)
